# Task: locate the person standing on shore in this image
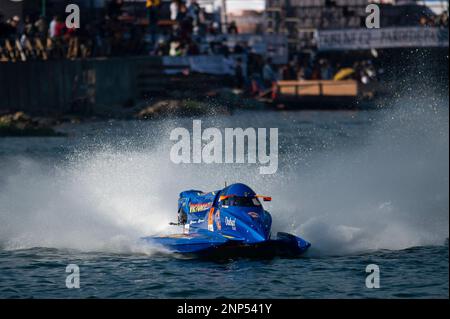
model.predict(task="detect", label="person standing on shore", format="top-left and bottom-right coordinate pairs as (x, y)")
top-left (263, 57), bottom-right (278, 99)
top-left (0, 12), bottom-right (8, 41)
top-left (227, 21), bottom-right (239, 34)
top-left (263, 58), bottom-right (277, 88)
top-left (3, 15), bottom-right (21, 43)
top-left (187, 0), bottom-right (200, 24)
top-left (34, 16), bottom-right (48, 41)
top-left (49, 16), bottom-right (65, 40)
top-left (234, 57), bottom-right (245, 90)
top-left (187, 0), bottom-right (201, 35)
top-left (147, 0), bottom-right (161, 25)
top-left (146, 0), bottom-right (161, 44)
top-left (0, 12), bottom-right (8, 61)
top-left (49, 16), bottom-right (58, 39)
top-left (170, 0), bottom-right (180, 21)
top-left (49, 16), bottom-right (65, 58)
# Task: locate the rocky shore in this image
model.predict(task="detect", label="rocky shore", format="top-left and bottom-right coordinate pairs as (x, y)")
top-left (0, 90), bottom-right (265, 137)
top-left (0, 112), bottom-right (66, 137)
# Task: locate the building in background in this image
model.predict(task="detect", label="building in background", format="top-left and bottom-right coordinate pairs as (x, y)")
top-left (265, 0), bottom-right (448, 52)
top-left (417, 0), bottom-right (449, 14)
top-left (0, 0), bottom-right (267, 32)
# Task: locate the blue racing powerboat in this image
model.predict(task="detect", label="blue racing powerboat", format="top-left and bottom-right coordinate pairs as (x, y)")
top-left (141, 183), bottom-right (311, 258)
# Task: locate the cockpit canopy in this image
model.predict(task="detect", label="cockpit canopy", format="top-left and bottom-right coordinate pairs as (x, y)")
top-left (221, 196), bottom-right (262, 207)
top-left (221, 183), bottom-right (256, 198)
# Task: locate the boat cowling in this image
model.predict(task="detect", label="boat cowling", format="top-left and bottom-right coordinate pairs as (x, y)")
top-left (213, 183), bottom-right (273, 243)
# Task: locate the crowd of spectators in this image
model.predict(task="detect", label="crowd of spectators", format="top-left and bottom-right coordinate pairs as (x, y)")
top-left (0, 0), bottom-right (238, 62)
top-left (0, 8), bottom-right (145, 61)
top-left (1, 1), bottom-right (448, 63)
top-left (245, 54), bottom-right (378, 97)
top-left (419, 10), bottom-right (449, 27)
top-left (0, 1), bottom-right (446, 99)
top-left (149, 0), bottom-right (243, 57)
top-left (279, 57), bottom-right (376, 83)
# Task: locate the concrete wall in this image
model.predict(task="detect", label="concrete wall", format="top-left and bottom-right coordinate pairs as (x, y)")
top-left (0, 57), bottom-right (162, 115)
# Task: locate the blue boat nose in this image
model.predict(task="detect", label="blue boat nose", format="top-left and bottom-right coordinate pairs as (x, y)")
top-left (219, 206), bottom-right (272, 243)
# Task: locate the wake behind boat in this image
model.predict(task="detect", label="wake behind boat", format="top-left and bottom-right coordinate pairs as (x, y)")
top-left (141, 183), bottom-right (311, 258)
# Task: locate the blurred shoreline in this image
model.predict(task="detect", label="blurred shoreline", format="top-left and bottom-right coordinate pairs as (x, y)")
top-left (1, 0), bottom-right (448, 137)
top-left (1, 45), bottom-right (448, 137)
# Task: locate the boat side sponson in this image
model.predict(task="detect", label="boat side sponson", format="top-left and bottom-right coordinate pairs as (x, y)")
top-left (142, 231), bottom-right (311, 256)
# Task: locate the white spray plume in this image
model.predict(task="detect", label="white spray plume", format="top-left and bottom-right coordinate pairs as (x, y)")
top-left (0, 99), bottom-right (448, 256)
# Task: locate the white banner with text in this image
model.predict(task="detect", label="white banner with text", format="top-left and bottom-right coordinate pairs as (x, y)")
top-left (317, 27), bottom-right (449, 51)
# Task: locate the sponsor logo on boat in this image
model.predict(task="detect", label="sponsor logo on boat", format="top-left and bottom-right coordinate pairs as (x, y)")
top-left (208, 208), bottom-right (214, 231)
top-left (215, 210), bottom-right (222, 230)
top-left (190, 202), bottom-right (212, 213)
top-left (225, 216), bottom-right (237, 230)
top-left (248, 212), bottom-right (259, 219)
top-left (189, 219), bottom-right (205, 225)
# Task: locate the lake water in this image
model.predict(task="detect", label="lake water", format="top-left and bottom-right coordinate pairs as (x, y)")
top-left (0, 105), bottom-right (448, 298)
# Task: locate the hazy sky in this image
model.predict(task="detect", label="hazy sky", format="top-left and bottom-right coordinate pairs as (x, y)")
top-left (226, 0), bottom-right (265, 12)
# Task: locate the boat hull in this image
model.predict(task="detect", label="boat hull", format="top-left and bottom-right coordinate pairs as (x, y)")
top-left (142, 232), bottom-right (311, 258)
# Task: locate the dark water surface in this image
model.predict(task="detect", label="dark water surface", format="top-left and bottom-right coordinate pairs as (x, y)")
top-left (0, 244), bottom-right (448, 298)
top-left (0, 108), bottom-right (448, 298)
